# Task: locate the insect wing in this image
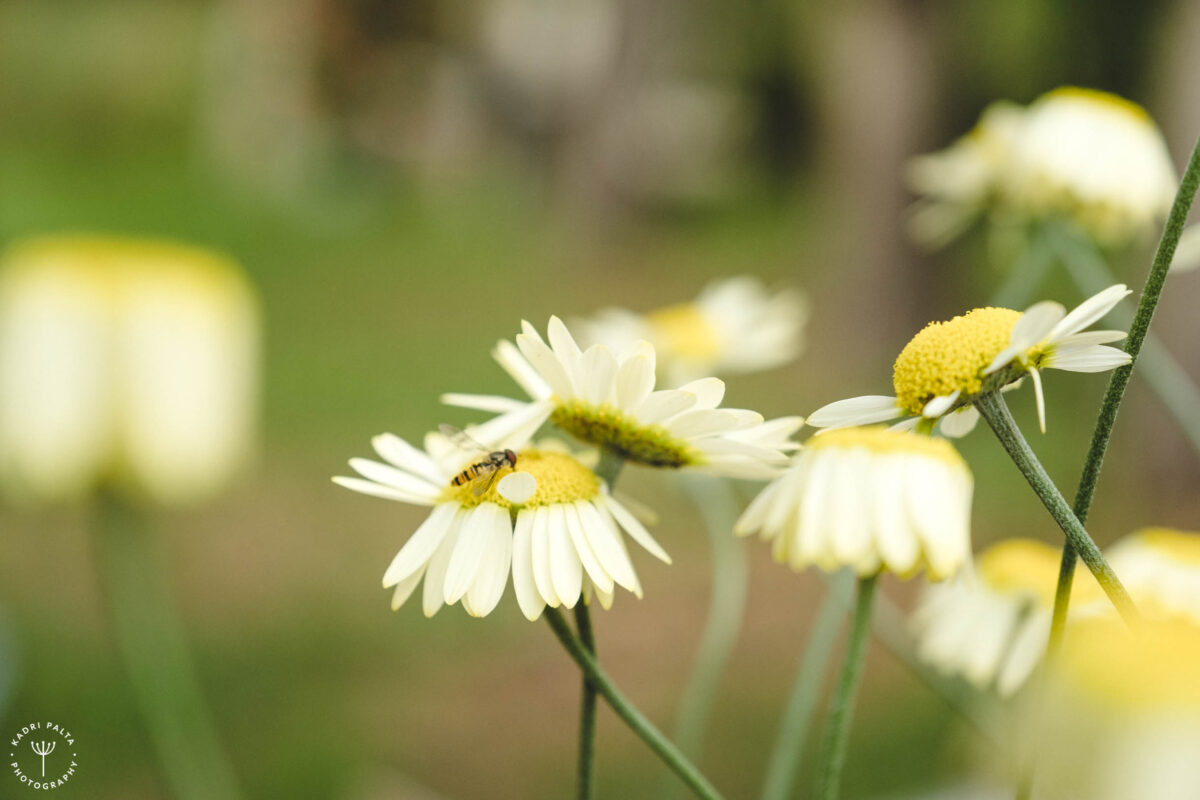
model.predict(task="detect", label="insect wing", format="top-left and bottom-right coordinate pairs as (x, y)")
top-left (438, 423), bottom-right (489, 455)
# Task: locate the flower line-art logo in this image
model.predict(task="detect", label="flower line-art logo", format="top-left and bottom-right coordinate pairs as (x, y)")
top-left (8, 721), bottom-right (78, 791)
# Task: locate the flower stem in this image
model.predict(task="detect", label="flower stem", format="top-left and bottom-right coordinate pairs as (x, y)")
top-left (96, 491), bottom-right (241, 800)
top-left (544, 608), bottom-right (727, 800)
top-left (660, 476), bottom-right (748, 800)
top-left (973, 391), bottom-right (1138, 624)
top-left (1042, 132), bottom-right (1200, 653)
top-left (815, 574), bottom-right (877, 800)
top-left (574, 604), bottom-right (597, 800)
top-left (761, 570), bottom-right (854, 800)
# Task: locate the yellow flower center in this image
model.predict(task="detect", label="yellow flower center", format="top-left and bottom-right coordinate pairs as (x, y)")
top-left (892, 307), bottom-right (1021, 414)
top-left (1043, 86), bottom-right (1152, 125)
top-left (809, 426), bottom-right (966, 469)
top-left (977, 539), bottom-right (1064, 607)
top-left (1132, 527), bottom-right (1200, 567)
top-left (1061, 618), bottom-right (1200, 712)
top-left (646, 303), bottom-right (720, 362)
top-left (440, 449), bottom-right (599, 510)
top-left (550, 400), bottom-right (700, 468)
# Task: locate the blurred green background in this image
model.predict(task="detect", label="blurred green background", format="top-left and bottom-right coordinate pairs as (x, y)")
top-left (1, 0), bottom-right (1198, 798)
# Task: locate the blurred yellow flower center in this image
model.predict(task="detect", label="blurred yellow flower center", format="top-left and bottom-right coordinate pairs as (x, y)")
top-left (1134, 527), bottom-right (1200, 567)
top-left (646, 303), bottom-right (720, 361)
top-left (551, 400), bottom-right (699, 468)
top-left (809, 425), bottom-right (966, 468)
top-left (977, 539), bottom-right (1063, 607)
top-left (1045, 86), bottom-right (1151, 125)
top-left (1061, 618), bottom-right (1200, 711)
top-left (893, 307), bottom-right (1021, 414)
top-left (442, 449), bottom-right (598, 510)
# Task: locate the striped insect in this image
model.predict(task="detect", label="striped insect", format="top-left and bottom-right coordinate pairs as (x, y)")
top-left (439, 424), bottom-right (518, 496)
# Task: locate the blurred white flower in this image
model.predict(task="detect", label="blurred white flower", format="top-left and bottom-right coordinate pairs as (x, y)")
top-left (907, 88), bottom-right (1178, 248)
top-left (808, 285), bottom-right (1131, 437)
top-left (912, 539), bottom-right (1103, 696)
top-left (1170, 223), bottom-right (1200, 273)
top-left (1033, 618), bottom-right (1200, 800)
top-left (575, 276), bottom-right (808, 387)
top-left (334, 427), bottom-right (670, 619)
top-left (0, 236), bottom-right (259, 505)
top-left (1107, 527), bottom-right (1200, 623)
top-left (735, 427), bottom-right (973, 580)
top-left (443, 316), bottom-right (802, 478)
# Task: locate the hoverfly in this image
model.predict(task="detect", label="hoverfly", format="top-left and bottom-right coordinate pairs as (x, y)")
top-left (439, 423), bottom-right (518, 496)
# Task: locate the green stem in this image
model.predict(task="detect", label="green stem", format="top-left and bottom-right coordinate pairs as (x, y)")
top-left (989, 228), bottom-right (1054, 308)
top-left (1047, 224), bottom-right (1200, 456)
top-left (96, 492), bottom-right (241, 800)
top-left (815, 574), bottom-right (878, 800)
top-left (973, 392), bottom-right (1138, 624)
top-left (574, 604), bottom-right (597, 800)
top-left (544, 608), bottom-right (727, 800)
top-left (1043, 132), bottom-right (1200, 653)
top-left (761, 570), bottom-right (854, 800)
top-left (660, 476), bottom-right (748, 800)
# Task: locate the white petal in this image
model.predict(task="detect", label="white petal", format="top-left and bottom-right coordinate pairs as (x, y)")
top-left (997, 614), bottom-right (1050, 696)
top-left (663, 409), bottom-right (743, 438)
top-left (1171, 223), bottom-right (1200, 273)
top-left (1052, 330), bottom-right (1127, 348)
top-left (983, 345), bottom-right (1023, 375)
top-left (517, 330), bottom-right (575, 398)
top-left (871, 458), bottom-right (919, 574)
top-left (1045, 345), bottom-right (1132, 373)
top-left (938, 405), bottom-right (980, 438)
top-left (615, 350), bottom-right (656, 410)
top-left (494, 339), bottom-right (551, 399)
top-left (350, 458), bottom-right (441, 498)
top-left (921, 391), bottom-right (960, 418)
top-left (464, 401), bottom-right (552, 451)
top-left (422, 515), bottom-right (463, 617)
top-left (1029, 367), bottom-right (1047, 433)
top-left (564, 502), bottom-right (613, 593)
top-left (498, 471), bottom-right (537, 504)
top-left (734, 474), bottom-right (784, 536)
top-left (1011, 301), bottom-right (1066, 348)
top-left (332, 476), bottom-right (435, 506)
top-left (389, 565), bottom-right (425, 610)
top-left (530, 507), bottom-right (559, 607)
top-left (602, 494), bottom-right (671, 563)
top-left (371, 433), bottom-right (446, 485)
top-left (807, 396), bottom-right (903, 428)
top-left (888, 417), bottom-right (922, 432)
top-left (1047, 284), bottom-right (1130, 341)
top-left (547, 315), bottom-right (584, 366)
top-left (440, 393), bottom-right (527, 413)
top-left (578, 345), bottom-right (618, 406)
top-left (511, 509), bottom-right (544, 620)
top-left (577, 500), bottom-right (639, 593)
top-left (635, 389), bottom-right (697, 425)
top-left (382, 502), bottom-right (459, 587)
top-left (464, 513), bottom-right (513, 617)
top-left (828, 450), bottom-right (872, 570)
top-left (675, 377), bottom-right (725, 408)
top-left (547, 504), bottom-right (583, 607)
top-left (444, 504), bottom-right (502, 604)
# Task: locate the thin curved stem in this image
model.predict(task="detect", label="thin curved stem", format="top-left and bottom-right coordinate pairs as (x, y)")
top-left (574, 604), bottom-right (597, 800)
top-left (974, 392), bottom-right (1138, 624)
top-left (1048, 135), bottom-right (1200, 653)
top-left (544, 608), bottom-right (727, 800)
top-left (761, 570), bottom-right (854, 800)
top-left (815, 574), bottom-right (878, 800)
top-left (659, 476), bottom-right (748, 800)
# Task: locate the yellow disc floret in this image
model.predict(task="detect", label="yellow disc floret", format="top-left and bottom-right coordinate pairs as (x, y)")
top-left (441, 449), bottom-right (600, 510)
top-left (977, 539), bottom-right (1065, 608)
top-left (893, 307), bottom-right (1021, 414)
top-left (1060, 618), bottom-right (1200, 712)
top-left (809, 425), bottom-right (966, 468)
top-left (550, 400), bottom-right (700, 468)
top-left (647, 303), bottom-right (720, 362)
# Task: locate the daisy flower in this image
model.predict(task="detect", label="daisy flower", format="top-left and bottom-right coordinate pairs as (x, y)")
top-left (912, 539), bottom-right (1104, 696)
top-left (443, 316), bottom-right (802, 478)
top-left (1003, 87), bottom-right (1177, 246)
top-left (0, 235), bottom-right (259, 505)
top-left (1106, 527), bottom-right (1200, 623)
top-left (334, 426), bottom-right (670, 620)
top-left (574, 276), bottom-right (808, 386)
top-left (1033, 618), bottom-right (1200, 800)
top-left (807, 284), bottom-right (1133, 437)
top-left (734, 426), bottom-right (973, 580)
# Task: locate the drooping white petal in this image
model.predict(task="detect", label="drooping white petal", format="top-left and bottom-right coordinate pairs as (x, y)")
top-left (938, 405), bottom-right (980, 437)
top-left (497, 471), bottom-right (537, 504)
top-left (511, 509), bottom-right (543, 621)
top-left (601, 494), bottom-right (671, 563)
top-left (1029, 367), bottom-right (1047, 433)
top-left (530, 507), bottom-right (559, 607)
top-left (563, 501), bottom-right (613, 593)
top-left (444, 503), bottom-right (503, 604)
top-left (807, 395), bottom-right (904, 428)
top-left (389, 565), bottom-right (426, 610)
top-left (577, 500), bottom-right (639, 593)
top-left (423, 516), bottom-right (463, 617)
top-left (464, 512), bottom-right (513, 617)
top-left (1047, 284), bottom-right (1130, 341)
top-left (547, 503), bottom-right (584, 607)
top-left (871, 457), bottom-right (920, 574)
top-left (922, 391), bottom-right (960, 418)
top-left (382, 502), bottom-right (459, 587)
